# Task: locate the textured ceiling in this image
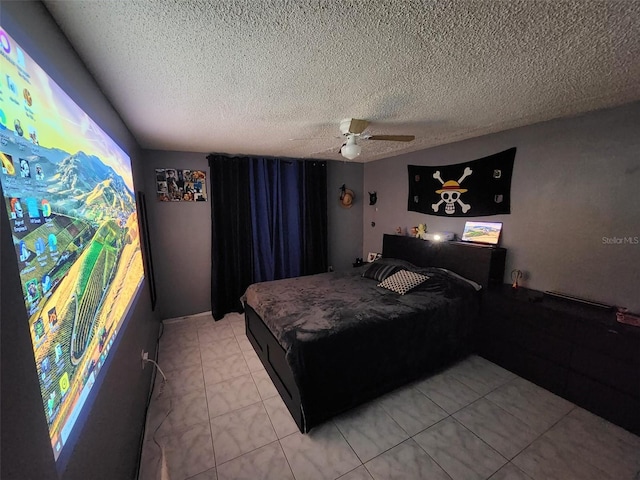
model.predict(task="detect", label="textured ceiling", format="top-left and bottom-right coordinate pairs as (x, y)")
top-left (43, 0), bottom-right (640, 162)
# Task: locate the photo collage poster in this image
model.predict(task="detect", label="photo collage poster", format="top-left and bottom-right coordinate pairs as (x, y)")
top-left (156, 168), bottom-right (207, 202)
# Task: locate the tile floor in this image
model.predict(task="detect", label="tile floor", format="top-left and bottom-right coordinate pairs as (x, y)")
top-left (138, 312), bottom-right (640, 480)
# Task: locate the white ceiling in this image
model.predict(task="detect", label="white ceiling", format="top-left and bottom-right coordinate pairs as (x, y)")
top-left (43, 0), bottom-right (640, 162)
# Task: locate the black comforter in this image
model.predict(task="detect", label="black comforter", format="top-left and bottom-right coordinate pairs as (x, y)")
top-left (242, 264), bottom-right (481, 428)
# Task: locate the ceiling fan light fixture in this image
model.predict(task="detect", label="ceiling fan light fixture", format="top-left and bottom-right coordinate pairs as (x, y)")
top-left (341, 135), bottom-right (361, 160)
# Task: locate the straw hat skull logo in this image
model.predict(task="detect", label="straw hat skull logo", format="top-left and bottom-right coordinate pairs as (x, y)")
top-left (431, 167), bottom-right (473, 214)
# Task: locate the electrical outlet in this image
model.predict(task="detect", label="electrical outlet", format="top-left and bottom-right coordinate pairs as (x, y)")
top-left (141, 349), bottom-right (148, 370)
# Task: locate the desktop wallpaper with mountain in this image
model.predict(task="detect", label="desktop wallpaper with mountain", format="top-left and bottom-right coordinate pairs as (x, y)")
top-left (0, 28), bottom-right (144, 460)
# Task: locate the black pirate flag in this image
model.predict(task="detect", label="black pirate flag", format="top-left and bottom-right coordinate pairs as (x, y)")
top-left (408, 148), bottom-right (516, 217)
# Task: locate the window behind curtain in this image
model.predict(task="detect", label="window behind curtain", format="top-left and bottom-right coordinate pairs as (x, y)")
top-left (208, 155), bottom-right (327, 320)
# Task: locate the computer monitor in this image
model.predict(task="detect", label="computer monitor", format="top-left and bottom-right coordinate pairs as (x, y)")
top-left (461, 221), bottom-right (503, 245)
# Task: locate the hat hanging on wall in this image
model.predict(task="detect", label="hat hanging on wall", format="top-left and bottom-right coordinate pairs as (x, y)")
top-left (339, 184), bottom-right (355, 209)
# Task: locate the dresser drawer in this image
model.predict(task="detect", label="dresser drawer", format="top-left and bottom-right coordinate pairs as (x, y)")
top-left (478, 346), bottom-right (568, 397)
top-left (573, 321), bottom-right (640, 365)
top-left (570, 345), bottom-right (640, 398)
top-left (566, 372), bottom-right (640, 435)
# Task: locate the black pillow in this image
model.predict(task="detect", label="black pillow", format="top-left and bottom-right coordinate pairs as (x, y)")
top-left (373, 257), bottom-right (418, 270)
top-left (362, 262), bottom-right (401, 282)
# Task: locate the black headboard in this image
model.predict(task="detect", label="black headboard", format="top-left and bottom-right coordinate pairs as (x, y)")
top-left (382, 234), bottom-right (506, 289)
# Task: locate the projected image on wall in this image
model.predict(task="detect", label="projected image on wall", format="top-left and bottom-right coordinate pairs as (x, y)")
top-left (0, 28), bottom-right (144, 460)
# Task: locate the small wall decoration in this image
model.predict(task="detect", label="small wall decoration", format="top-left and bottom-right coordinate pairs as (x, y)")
top-left (407, 148), bottom-right (515, 217)
top-left (339, 184), bottom-right (355, 208)
top-left (156, 168), bottom-right (207, 202)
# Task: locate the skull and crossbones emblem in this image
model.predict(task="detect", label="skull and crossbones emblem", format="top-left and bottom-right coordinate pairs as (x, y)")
top-left (431, 167), bottom-right (472, 214)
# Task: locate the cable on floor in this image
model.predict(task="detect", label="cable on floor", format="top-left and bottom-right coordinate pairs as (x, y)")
top-left (135, 321), bottom-right (168, 479)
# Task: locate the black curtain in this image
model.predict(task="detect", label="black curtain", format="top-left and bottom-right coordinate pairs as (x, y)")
top-left (301, 160), bottom-right (328, 275)
top-left (208, 155), bottom-right (253, 320)
top-left (208, 155), bottom-right (327, 320)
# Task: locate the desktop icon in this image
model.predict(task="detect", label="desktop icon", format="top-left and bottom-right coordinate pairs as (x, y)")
top-left (55, 343), bottom-right (63, 363)
top-left (42, 274), bottom-right (52, 293)
top-left (19, 240), bottom-right (30, 261)
top-left (0, 108), bottom-right (7, 129)
top-left (41, 199), bottom-right (51, 216)
top-left (48, 392), bottom-right (57, 418)
top-left (34, 317), bottom-right (45, 342)
top-left (59, 372), bottom-right (70, 396)
top-left (23, 88), bottom-right (32, 106)
top-left (25, 197), bottom-right (39, 218)
top-left (41, 356), bottom-right (51, 375)
top-left (26, 278), bottom-right (39, 302)
top-left (48, 307), bottom-right (58, 328)
top-left (48, 233), bottom-right (58, 252)
top-left (6, 75), bottom-right (18, 96)
top-left (11, 198), bottom-right (24, 218)
top-left (35, 164), bottom-right (45, 180)
top-left (0, 30), bottom-right (10, 54)
top-left (35, 237), bottom-right (45, 255)
top-left (28, 126), bottom-right (38, 145)
top-left (16, 47), bottom-right (26, 69)
top-left (13, 118), bottom-right (24, 136)
top-left (1, 152), bottom-right (15, 175)
top-left (19, 158), bottom-right (30, 177)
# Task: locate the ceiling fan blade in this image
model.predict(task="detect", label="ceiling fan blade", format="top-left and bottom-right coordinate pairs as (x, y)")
top-left (288, 137), bottom-right (331, 141)
top-left (349, 119), bottom-right (369, 134)
top-left (367, 135), bottom-right (415, 142)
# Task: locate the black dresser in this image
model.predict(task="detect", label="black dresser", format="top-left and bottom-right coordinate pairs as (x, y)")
top-left (475, 284), bottom-right (640, 435)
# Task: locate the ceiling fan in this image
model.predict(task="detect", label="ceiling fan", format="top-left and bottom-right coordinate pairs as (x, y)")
top-left (339, 118), bottom-right (415, 160)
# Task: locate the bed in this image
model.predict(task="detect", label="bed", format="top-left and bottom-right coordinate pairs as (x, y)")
top-left (242, 234), bottom-right (506, 433)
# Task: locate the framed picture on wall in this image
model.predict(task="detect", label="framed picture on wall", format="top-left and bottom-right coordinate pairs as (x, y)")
top-left (367, 252), bottom-right (382, 263)
top-left (156, 168), bottom-right (207, 202)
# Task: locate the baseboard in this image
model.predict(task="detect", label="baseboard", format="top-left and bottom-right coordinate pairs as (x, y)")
top-left (162, 310), bottom-right (213, 324)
